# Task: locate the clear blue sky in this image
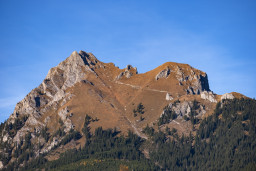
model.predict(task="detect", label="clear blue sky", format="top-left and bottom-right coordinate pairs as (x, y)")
top-left (0, 0), bottom-right (256, 123)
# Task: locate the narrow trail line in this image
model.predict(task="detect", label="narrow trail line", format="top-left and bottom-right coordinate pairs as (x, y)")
top-left (173, 120), bottom-right (180, 125)
top-left (115, 81), bottom-right (168, 93)
top-left (125, 116), bottom-right (148, 140)
top-left (118, 111), bottom-right (148, 140)
top-left (147, 88), bottom-right (168, 93)
top-left (115, 81), bottom-right (140, 89)
top-left (115, 80), bottom-right (169, 140)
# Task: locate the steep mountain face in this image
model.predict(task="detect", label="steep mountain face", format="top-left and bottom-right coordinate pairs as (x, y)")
top-left (0, 51), bottom-right (244, 169)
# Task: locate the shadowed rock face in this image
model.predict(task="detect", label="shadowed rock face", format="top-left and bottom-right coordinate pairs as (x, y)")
top-left (155, 68), bottom-right (171, 80)
top-left (186, 71), bottom-right (210, 95)
top-left (200, 74), bottom-right (210, 92)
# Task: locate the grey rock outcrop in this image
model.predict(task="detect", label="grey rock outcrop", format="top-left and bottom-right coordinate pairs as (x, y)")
top-left (175, 66), bottom-right (185, 82)
top-left (2, 135), bottom-right (8, 143)
top-left (41, 137), bottom-right (60, 154)
top-left (170, 101), bottom-right (191, 117)
top-left (201, 91), bottom-right (217, 103)
top-left (0, 161), bottom-right (3, 170)
top-left (166, 93), bottom-right (173, 101)
top-left (58, 107), bottom-right (73, 133)
top-left (221, 93), bottom-right (234, 100)
top-left (155, 68), bottom-right (171, 80)
top-left (190, 74), bottom-right (210, 94)
top-left (116, 64), bottom-right (137, 80)
top-left (174, 66), bottom-right (210, 95)
top-left (168, 100), bottom-right (206, 118)
top-left (43, 51), bottom-right (95, 98)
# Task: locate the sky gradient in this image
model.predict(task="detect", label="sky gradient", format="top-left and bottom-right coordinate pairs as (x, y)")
top-left (0, 0), bottom-right (256, 123)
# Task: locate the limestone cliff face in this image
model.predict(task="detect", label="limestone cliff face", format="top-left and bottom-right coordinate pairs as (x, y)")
top-left (6, 51), bottom-right (99, 143)
top-left (154, 63), bottom-right (210, 95)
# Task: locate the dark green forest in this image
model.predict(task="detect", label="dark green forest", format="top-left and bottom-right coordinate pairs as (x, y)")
top-left (1, 98), bottom-right (256, 171)
top-left (150, 98), bottom-right (256, 170)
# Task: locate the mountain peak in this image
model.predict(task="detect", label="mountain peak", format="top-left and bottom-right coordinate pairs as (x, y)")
top-left (71, 50), bottom-right (79, 56)
top-left (1, 50), bottom-right (248, 170)
top-left (62, 50), bottom-right (98, 67)
top-left (79, 50), bottom-right (99, 66)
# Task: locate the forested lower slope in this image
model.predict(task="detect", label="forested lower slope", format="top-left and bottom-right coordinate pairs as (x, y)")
top-left (2, 98), bottom-right (256, 171)
top-left (150, 98), bottom-right (256, 171)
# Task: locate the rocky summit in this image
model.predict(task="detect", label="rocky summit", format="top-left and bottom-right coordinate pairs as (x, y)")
top-left (0, 51), bottom-right (248, 170)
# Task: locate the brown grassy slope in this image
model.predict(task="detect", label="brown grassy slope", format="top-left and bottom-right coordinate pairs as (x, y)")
top-left (58, 58), bottom-right (213, 138)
